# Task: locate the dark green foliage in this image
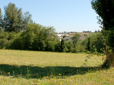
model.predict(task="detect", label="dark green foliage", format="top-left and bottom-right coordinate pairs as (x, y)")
top-left (65, 41), bottom-right (73, 52)
top-left (71, 33), bottom-right (80, 44)
top-left (0, 39), bottom-right (8, 49)
top-left (108, 31), bottom-right (114, 51)
top-left (90, 33), bottom-right (105, 53)
top-left (9, 23), bottom-right (59, 51)
top-left (1, 3), bottom-right (32, 32)
top-left (0, 32), bottom-right (9, 39)
top-left (91, 0), bottom-right (114, 30)
top-left (79, 37), bottom-right (91, 52)
top-left (79, 33), bottom-right (107, 53)
top-left (91, 0), bottom-right (114, 51)
top-left (61, 38), bottom-right (65, 52)
top-left (4, 3), bottom-right (19, 32)
top-left (91, 0), bottom-right (114, 67)
top-left (10, 37), bottom-right (23, 49)
top-left (75, 40), bottom-right (86, 52)
top-left (46, 41), bottom-right (56, 52)
top-left (0, 2), bottom-right (112, 54)
top-left (8, 32), bottom-right (16, 40)
top-left (0, 32), bottom-right (18, 49)
top-left (55, 42), bottom-right (61, 52)
top-left (87, 37), bottom-right (90, 51)
top-left (90, 33), bottom-right (106, 53)
top-left (63, 46), bottom-right (69, 52)
top-left (0, 31), bottom-right (109, 53)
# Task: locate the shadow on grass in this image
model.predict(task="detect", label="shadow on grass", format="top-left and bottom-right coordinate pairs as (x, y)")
top-left (0, 64), bottom-right (107, 79)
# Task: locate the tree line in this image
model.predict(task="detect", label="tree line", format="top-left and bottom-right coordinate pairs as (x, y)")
top-left (0, 2), bottom-right (112, 54)
top-left (0, 25), bottom-right (110, 54)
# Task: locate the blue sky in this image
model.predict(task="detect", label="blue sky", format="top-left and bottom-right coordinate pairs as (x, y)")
top-left (0, 0), bottom-right (101, 32)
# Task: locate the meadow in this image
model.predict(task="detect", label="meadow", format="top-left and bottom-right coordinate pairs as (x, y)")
top-left (0, 50), bottom-right (114, 85)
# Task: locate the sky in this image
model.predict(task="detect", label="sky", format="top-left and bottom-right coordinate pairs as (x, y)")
top-left (0, 0), bottom-right (101, 32)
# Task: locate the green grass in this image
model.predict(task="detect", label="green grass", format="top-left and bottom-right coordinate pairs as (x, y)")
top-left (0, 49), bottom-right (114, 85)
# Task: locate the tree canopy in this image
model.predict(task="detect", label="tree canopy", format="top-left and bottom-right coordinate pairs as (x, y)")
top-left (71, 33), bottom-right (80, 44)
top-left (91, 0), bottom-right (114, 30)
top-left (0, 3), bottom-right (32, 32)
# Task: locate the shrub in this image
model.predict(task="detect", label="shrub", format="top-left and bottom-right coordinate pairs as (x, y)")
top-left (0, 38), bottom-right (8, 49)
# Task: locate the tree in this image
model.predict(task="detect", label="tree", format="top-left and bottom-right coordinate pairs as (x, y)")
top-left (91, 0), bottom-right (114, 30)
top-left (90, 33), bottom-right (105, 53)
top-left (16, 8), bottom-right (23, 32)
top-left (22, 12), bottom-right (32, 31)
top-left (55, 41), bottom-right (61, 52)
top-left (71, 33), bottom-right (81, 47)
top-left (0, 39), bottom-right (8, 49)
top-left (0, 32), bottom-right (12, 49)
top-left (61, 38), bottom-right (65, 52)
top-left (4, 3), bottom-right (18, 32)
top-left (91, 0), bottom-right (114, 67)
top-left (65, 41), bottom-right (73, 52)
top-left (0, 8), bottom-right (3, 31)
top-left (3, 3), bottom-right (32, 32)
top-left (10, 23), bottom-right (59, 51)
top-left (87, 37), bottom-right (90, 51)
top-left (91, 0), bottom-right (114, 51)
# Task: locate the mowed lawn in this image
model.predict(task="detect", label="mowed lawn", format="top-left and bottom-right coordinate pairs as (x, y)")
top-left (0, 50), bottom-right (114, 85)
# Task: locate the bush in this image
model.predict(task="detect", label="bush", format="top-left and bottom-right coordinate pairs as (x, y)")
top-left (0, 38), bottom-right (8, 49)
top-left (46, 41), bottom-right (57, 52)
top-left (85, 33), bottom-right (106, 53)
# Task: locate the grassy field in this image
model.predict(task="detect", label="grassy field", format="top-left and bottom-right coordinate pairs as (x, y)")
top-left (0, 49), bottom-right (114, 85)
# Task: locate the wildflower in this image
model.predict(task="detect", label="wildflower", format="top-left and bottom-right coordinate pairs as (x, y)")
top-left (7, 72), bottom-right (10, 75)
top-left (95, 65), bottom-right (97, 67)
top-left (76, 83), bottom-right (78, 85)
top-left (59, 74), bottom-right (61, 76)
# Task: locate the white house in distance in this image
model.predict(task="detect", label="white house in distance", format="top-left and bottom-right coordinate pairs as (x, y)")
top-left (56, 33), bottom-right (63, 41)
top-left (56, 32), bottom-right (88, 41)
top-left (56, 33), bottom-right (70, 41)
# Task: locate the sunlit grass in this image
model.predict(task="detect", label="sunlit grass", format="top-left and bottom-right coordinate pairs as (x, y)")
top-left (0, 49), bottom-right (114, 85)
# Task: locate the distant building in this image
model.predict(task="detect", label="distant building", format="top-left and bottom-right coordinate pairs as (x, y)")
top-left (56, 34), bottom-right (63, 41)
top-left (56, 32), bottom-right (88, 41)
top-left (83, 31), bottom-right (91, 33)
